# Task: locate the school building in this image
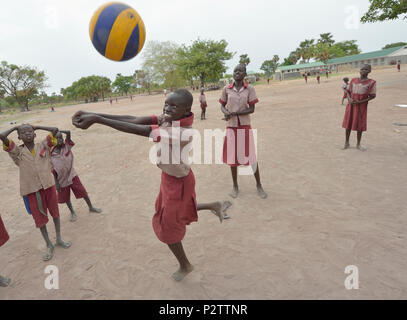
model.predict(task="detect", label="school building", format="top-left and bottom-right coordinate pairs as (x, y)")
top-left (274, 45), bottom-right (407, 81)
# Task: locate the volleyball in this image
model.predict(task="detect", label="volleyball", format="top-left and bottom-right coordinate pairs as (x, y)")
top-left (89, 2), bottom-right (146, 62)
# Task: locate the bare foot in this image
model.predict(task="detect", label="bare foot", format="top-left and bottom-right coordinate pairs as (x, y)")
top-left (55, 239), bottom-right (72, 249)
top-left (342, 142), bottom-right (350, 150)
top-left (211, 201), bottom-right (232, 223)
top-left (257, 185), bottom-right (268, 199)
top-left (356, 145), bottom-right (367, 151)
top-left (0, 275), bottom-right (11, 287)
top-left (43, 245), bottom-right (54, 261)
top-left (89, 207), bottom-right (102, 213)
top-left (70, 212), bottom-right (77, 222)
top-left (172, 265), bottom-right (194, 281)
top-left (229, 187), bottom-right (239, 198)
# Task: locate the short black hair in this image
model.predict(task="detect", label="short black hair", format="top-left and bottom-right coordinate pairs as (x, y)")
top-left (17, 124), bottom-right (34, 135)
top-left (235, 64), bottom-right (247, 73)
top-left (343, 77), bottom-right (349, 82)
top-left (173, 89), bottom-right (193, 110)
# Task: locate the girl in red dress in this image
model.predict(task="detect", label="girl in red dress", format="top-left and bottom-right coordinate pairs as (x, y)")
top-left (342, 64), bottom-right (376, 150)
top-left (0, 215), bottom-right (11, 287)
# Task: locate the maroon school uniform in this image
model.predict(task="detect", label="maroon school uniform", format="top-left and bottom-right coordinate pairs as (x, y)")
top-left (0, 215), bottom-right (9, 247)
top-left (199, 93), bottom-right (207, 109)
top-left (219, 83), bottom-right (258, 167)
top-left (150, 113), bottom-right (198, 244)
top-left (342, 78), bottom-right (376, 132)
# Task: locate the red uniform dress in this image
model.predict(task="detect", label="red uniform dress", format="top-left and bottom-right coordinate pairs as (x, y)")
top-left (150, 113), bottom-right (198, 244)
top-left (0, 215), bottom-right (9, 247)
top-left (220, 83), bottom-right (258, 167)
top-left (199, 93), bottom-right (207, 109)
top-left (342, 82), bottom-right (349, 99)
top-left (50, 139), bottom-right (88, 204)
top-left (342, 78), bottom-right (377, 132)
top-left (397, 63), bottom-right (401, 72)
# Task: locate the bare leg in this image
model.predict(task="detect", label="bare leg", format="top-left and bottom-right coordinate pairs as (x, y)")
top-left (229, 167), bottom-right (239, 198)
top-left (198, 201), bottom-right (232, 221)
top-left (40, 225), bottom-right (54, 261)
top-left (356, 131), bottom-right (366, 151)
top-left (0, 275), bottom-right (11, 287)
top-left (343, 129), bottom-right (351, 149)
top-left (53, 218), bottom-right (72, 249)
top-left (66, 200), bottom-right (77, 222)
top-left (201, 110), bottom-right (204, 120)
top-left (253, 164), bottom-right (267, 199)
top-left (168, 242), bottom-right (194, 281)
top-left (84, 196), bottom-right (102, 213)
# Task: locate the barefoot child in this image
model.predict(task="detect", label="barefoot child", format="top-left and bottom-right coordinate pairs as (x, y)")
top-left (0, 125), bottom-right (72, 261)
top-left (317, 72), bottom-right (321, 84)
top-left (342, 64), bottom-right (376, 150)
top-left (219, 64), bottom-right (267, 199)
top-left (341, 77), bottom-right (350, 105)
top-left (0, 215), bottom-right (11, 287)
top-left (199, 88), bottom-right (207, 120)
top-left (72, 89), bottom-right (232, 281)
top-left (51, 130), bottom-right (102, 222)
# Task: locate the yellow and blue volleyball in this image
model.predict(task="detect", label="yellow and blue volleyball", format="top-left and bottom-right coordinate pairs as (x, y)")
top-left (89, 2), bottom-right (146, 62)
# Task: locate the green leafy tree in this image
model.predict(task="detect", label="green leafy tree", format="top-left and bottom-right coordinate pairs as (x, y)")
top-left (382, 42), bottom-right (407, 49)
top-left (295, 39), bottom-right (315, 63)
top-left (361, 0), bottom-right (407, 23)
top-left (313, 42), bottom-right (331, 63)
top-left (260, 55), bottom-right (280, 76)
top-left (62, 76), bottom-right (111, 102)
top-left (239, 54), bottom-right (251, 66)
top-left (134, 68), bottom-right (154, 95)
top-left (0, 61), bottom-right (48, 111)
top-left (177, 39), bottom-right (234, 87)
top-left (280, 51), bottom-right (299, 66)
top-left (330, 40), bottom-right (361, 57)
top-left (112, 73), bottom-right (134, 96)
top-left (318, 33), bottom-right (335, 46)
top-left (142, 41), bottom-right (184, 90)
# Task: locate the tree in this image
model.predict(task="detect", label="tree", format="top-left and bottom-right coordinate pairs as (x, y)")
top-left (361, 0), bottom-right (407, 23)
top-left (134, 68), bottom-right (154, 95)
top-left (62, 76), bottom-right (111, 102)
top-left (313, 42), bottom-right (331, 63)
top-left (142, 41), bottom-right (184, 90)
top-left (382, 42), bottom-right (407, 49)
top-left (239, 54), bottom-right (250, 66)
top-left (330, 40), bottom-right (361, 57)
top-left (0, 61), bottom-right (48, 111)
top-left (318, 33), bottom-right (335, 47)
top-left (280, 51), bottom-right (299, 66)
top-left (295, 39), bottom-right (315, 63)
top-left (260, 55), bottom-right (280, 76)
top-left (112, 73), bottom-right (134, 96)
top-left (177, 39), bottom-right (234, 87)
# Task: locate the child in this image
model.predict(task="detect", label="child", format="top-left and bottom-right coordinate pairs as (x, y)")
top-left (0, 215), bottom-right (11, 287)
top-left (219, 64), bottom-right (267, 199)
top-left (0, 124), bottom-right (71, 261)
top-left (317, 73), bottom-right (321, 84)
top-left (51, 130), bottom-right (102, 222)
top-left (341, 77), bottom-right (350, 105)
top-left (72, 89), bottom-right (232, 281)
top-left (304, 73), bottom-right (308, 83)
top-left (397, 61), bottom-right (401, 72)
top-left (342, 64), bottom-right (376, 150)
top-left (326, 70), bottom-right (329, 79)
top-left (199, 88), bottom-right (207, 120)
top-left (109, 97), bottom-right (113, 105)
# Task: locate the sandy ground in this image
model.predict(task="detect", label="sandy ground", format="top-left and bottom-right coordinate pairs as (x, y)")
top-left (0, 67), bottom-right (406, 300)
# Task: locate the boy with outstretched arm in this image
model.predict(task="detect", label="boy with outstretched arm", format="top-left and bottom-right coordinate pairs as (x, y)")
top-left (51, 130), bottom-right (102, 222)
top-left (0, 124), bottom-right (71, 261)
top-left (72, 89), bottom-right (231, 281)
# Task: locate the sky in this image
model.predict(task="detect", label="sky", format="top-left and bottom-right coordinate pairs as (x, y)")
top-left (0, 0), bottom-right (406, 94)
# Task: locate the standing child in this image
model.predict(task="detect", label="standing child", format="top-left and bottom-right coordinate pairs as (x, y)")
top-left (109, 97), bottom-right (113, 105)
top-left (219, 64), bottom-right (267, 199)
top-left (0, 215), bottom-right (11, 287)
top-left (317, 73), bottom-right (321, 84)
top-left (341, 77), bottom-right (350, 105)
top-left (0, 125), bottom-right (71, 261)
top-left (397, 61), bottom-right (401, 72)
top-left (51, 130), bottom-right (102, 222)
top-left (304, 73), bottom-right (308, 83)
top-left (72, 89), bottom-right (232, 281)
top-left (199, 88), bottom-right (207, 120)
top-left (342, 64), bottom-right (376, 150)
top-left (326, 70), bottom-right (329, 79)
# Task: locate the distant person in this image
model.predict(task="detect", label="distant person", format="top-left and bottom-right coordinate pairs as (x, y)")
top-left (304, 73), bottom-right (308, 83)
top-left (51, 130), bottom-right (102, 222)
top-left (130, 95), bottom-right (133, 101)
top-left (164, 89), bottom-right (167, 97)
top-left (326, 70), bottom-right (329, 79)
top-left (341, 77), bottom-right (350, 105)
top-left (342, 64), bottom-right (376, 151)
top-left (397, 61), bottom-right (401, 72)
top-left (109, 97), bottom-right (113, 105)
top-left (317, 73), bottom-right (321, 84)
top-left (267, 78), bottom-right (270, 84)
top-left (50, 106), bottom-right (55, 112)
top-left (199, 88), bottom-right (207, 120)
top-left (0, 215), bottom-right (11, 287)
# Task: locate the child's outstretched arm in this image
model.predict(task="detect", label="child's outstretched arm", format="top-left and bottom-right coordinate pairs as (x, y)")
top-left (75, 111), bottom-right (153, 125)
top-left (0, 126), bottom-right (18, 147)
top-left (72, 112), bottom-right (152, 137)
